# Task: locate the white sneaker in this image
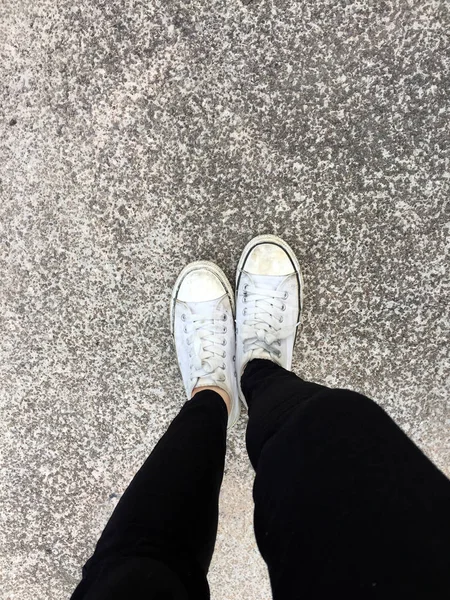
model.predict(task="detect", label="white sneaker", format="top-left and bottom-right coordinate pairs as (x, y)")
top-left (170, 261), bottom-right (240, 429)
top-left (235, 235), bottom-right (304, 406)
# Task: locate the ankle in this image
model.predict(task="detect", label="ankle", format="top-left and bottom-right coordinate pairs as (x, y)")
top-left (191, 386), bottom-right (231, 415)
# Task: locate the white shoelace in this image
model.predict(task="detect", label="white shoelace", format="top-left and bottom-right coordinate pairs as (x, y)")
top-left (183, 312), bottom-right (228, 382)
top-left (241, 285), bottom-right (299, 359)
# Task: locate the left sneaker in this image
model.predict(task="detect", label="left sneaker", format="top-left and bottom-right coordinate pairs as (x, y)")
top-left (170, 261), bottom-right (240, 429)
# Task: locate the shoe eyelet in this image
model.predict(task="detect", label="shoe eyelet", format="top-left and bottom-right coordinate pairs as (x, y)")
top-left (244, 284), bottom-right (249, 291)
top-left (223, 326), bottom-right (227, 333)
top-left (222, 339), bottom-right (226, 346)
top-left (223, 351), bottom-right (226, 358)
top-left (279, 316), bottom-right (284, 323)
top-left (222, 363), bottom-right (226, 370)
top-left (281, 304), bottom-right (286, 311)
top-left (181, 314), bottom-right (186, 321)
top-left (184, 326), bottom-right (188, 333)
top-left (243, 308), bottom-right (247, 316)
top-left (283, 292), bottom-right (289, 300)
top-left (232, 355), bottom-right (236, 361)
top-left (222, 314), bottom-right (227, 321)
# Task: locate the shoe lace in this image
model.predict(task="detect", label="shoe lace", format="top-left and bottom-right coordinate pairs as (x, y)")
top-left (241, 285), bottom-right (300, 359)
top-left (183, 312), bottom-right (228, 382)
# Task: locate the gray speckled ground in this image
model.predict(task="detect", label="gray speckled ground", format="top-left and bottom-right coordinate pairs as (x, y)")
top-left (1, 0), bottom-right (449, 598)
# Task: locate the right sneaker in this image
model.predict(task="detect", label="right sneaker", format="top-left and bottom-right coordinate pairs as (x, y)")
top-left (235, 235), bottom-right (304, 406)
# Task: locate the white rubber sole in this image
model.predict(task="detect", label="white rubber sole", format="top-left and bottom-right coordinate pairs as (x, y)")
top-left (170, 260), bottom-right (240, 429)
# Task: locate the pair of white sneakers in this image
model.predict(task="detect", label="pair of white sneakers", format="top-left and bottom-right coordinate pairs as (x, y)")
top-left (170, 235), bottom-right (304, 428)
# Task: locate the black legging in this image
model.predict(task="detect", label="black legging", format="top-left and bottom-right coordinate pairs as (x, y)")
top-left (71, 360), bottom-right (450, 599)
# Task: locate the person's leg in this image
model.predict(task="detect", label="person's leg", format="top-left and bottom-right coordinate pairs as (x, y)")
top-left (244, 359), bottom-right (450, 599)
top-left (234, 235), bottom-right (450, 598)
top-left (71, 261), bottom-right (241, 599)
top-left (71, 390), bottom-right (227, 600)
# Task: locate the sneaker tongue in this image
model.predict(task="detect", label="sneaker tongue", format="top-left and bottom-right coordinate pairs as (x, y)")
top-left (250, 347), bottom-right (272, 360)
top-left (247, 272), bottom-right (286, 291)
top-left (195, 376), bottom-right (232, 398)
top-left (195, 375), bottom-right (217, 388)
